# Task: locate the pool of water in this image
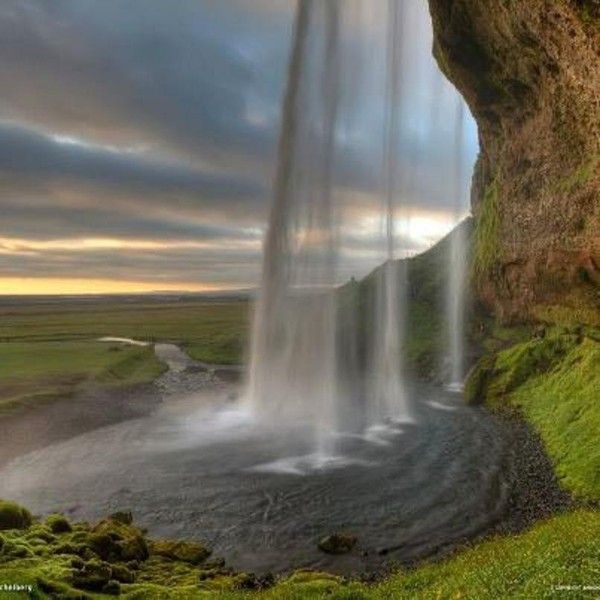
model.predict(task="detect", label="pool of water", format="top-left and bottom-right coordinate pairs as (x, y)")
top-left (0, 382), bottom-right (516, 575)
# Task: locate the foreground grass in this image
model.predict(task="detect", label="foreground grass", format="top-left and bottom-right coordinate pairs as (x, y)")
top-left (466, 328), bottom-right (600, 501)
top-left (0, 505), bottom-right (597, 599)
top-left (0, 299), bottom-right (249, 410)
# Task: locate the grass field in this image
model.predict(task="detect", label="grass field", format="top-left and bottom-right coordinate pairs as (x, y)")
top-left (0, 298), bottom-right (250, 411)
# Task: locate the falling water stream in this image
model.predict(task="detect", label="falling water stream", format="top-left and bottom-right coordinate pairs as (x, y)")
top-left (446, 98), bottom-right (468, 391)
top-left (247, 0), bottom-right (344, 459)
top-left (248, 0), bottom-right (470, 443)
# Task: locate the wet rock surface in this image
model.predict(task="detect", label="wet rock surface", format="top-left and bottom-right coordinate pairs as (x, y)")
top-left (318, 533), bottom-right (358, 555)
top-left (428, 0), bottom-right (600, 321)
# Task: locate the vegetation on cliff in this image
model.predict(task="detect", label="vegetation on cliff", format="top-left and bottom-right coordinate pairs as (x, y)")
top-left (466, 328), bottom-right (600, 501)
top-left (429, 0), bottom-right (600, 321)
top-left (339, 219), bottom-right (474, 378)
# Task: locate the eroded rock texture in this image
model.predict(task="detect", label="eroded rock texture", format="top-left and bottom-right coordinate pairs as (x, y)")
top-left (428, 0), bottom-right (599, 322)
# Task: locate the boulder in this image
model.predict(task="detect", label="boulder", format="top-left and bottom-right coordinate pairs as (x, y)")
top-left (0, 500), bottom-right (32, 531)
top-left (46, 514), bottom-right (73, 534)
top-left (149, 539), bottom-right (210, 565)
top-left (317, 533), bottom-right (357, 555)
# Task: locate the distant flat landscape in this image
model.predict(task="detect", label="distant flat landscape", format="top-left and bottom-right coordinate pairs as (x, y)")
top-left (0, 296), bottom-right (250, 413)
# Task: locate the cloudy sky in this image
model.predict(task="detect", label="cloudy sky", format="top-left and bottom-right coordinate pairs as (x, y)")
top-left (0, 0), bottom-right (478, 295)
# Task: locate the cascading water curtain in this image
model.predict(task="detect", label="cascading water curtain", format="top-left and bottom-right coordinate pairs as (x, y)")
top-left (446, 98), bottom-right (468, 391)
top-left (247, 0), bottom-right (477, 452)
top-left (247, 0), bottom-right (345, 455)
top-left (366, 0), bottom-right (411, 426)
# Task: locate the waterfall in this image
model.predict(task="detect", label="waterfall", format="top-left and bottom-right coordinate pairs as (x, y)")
top-left (247, 0), bottom-right (475, 455)
top-left (446, 97), bottom-right (468, 392)
top-left (367, 0), bottom-right (410, 425)
top-left (247, 0), bottom-right (343, 454)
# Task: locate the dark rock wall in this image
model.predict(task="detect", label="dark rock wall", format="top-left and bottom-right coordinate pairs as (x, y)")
top-left (428, 0), bottom-right (600, 322)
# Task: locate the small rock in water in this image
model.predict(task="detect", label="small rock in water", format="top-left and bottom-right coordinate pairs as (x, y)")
top-left (317, 533), bottom-right (357, 555)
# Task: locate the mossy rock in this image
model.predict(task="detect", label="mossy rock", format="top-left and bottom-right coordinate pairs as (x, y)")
top-left (37, 576), bottom-right (92, 600)
top-left (318, 533), bottom-right (357, 555)
top-left (102, 579), bottom-right (121, 595)
top-left (149, 539), bottom-right (210, 565)
top-left (109, 511), bottom-right (133, 526)
top-left (0, 500), bottom-right (32, 531)
top-left (46, 514), bottom-right (73, 534)
top-left (71, 558), bottom-right (113, 591)
top-left (111, 562), bottom-right (135, 583)
top-left (27, 524), bottom-right (57, 544)
top-left (90, 517), bottom-right (149, 562)
top-left (285, 569), bottom-right (342, 585)
top-left (464, 354), bottom-right (497, 405)
top-left (1, 541), bottom-right (34, 559)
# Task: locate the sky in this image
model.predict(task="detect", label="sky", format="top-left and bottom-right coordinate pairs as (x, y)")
top-left (0, 0), bottom-right (479, 295)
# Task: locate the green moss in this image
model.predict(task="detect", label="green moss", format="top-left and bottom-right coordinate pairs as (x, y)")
top-left (464, 353), bottom-right (496, 405)
top-left (148, 539), bottom-right (210, 565)
top-left (485, 333), bottom-right (576, 405)
top-left (0, 507), bottom-right (599, 599)
top-left (45, 514), bottom-right (73, 535)
top-left (553, 154), bottom-right (599, 195)
top-left (470, 329), bottom-right (600, 501)
top-left (0, 500), bottom-right (32, 531)
top-left (472, 179), bottom-right (501, 283)
top-left (506, 336), bottom-right (600, 500)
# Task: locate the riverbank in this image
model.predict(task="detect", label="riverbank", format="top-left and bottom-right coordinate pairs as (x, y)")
top-left (0, 341), bottom-right (238, 469)
top-left (0, 297), bottom-right (247, 414)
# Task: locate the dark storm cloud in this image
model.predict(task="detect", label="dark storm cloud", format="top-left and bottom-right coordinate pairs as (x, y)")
top-left (0, 0), bottom-right (293, 289)
top-left (0, 123), bottom-right (265, 209)
top-left (0, 0), bottom-right (478, 290)
top-left (0, 0), bottom-right (292, 171)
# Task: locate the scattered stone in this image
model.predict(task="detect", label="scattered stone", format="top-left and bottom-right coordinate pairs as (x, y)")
top-left (318, 533), bottom-right (357, 555)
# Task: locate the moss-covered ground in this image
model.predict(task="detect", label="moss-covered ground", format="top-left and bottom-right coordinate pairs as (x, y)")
top-left (466, 327), bottom-right (600, 501)
top-left (0, 504), bottom-right (597, 599)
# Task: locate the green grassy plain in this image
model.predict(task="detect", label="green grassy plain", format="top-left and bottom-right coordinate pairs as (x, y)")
top-left (0, 299), bottom-right (249, 411)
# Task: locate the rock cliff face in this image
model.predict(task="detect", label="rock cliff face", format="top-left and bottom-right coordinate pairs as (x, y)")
top-left (428, 0), bottom-right (599, 323)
